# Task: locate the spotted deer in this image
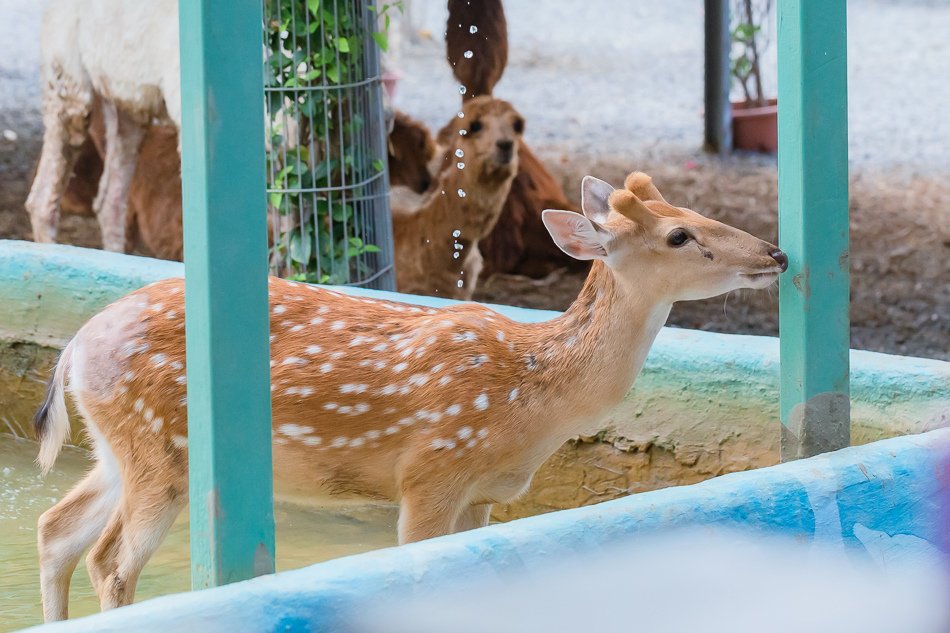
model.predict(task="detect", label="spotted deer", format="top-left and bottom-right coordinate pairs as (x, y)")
top-left (34, 172), bottom-right (787, 621)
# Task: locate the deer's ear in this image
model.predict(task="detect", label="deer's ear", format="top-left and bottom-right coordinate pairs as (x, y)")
top-left (581, 176), bottom-right (615, 224)
top-left (541, 209), bottom-right (609, 261)
top-left (624, 171), bottom-right (668, 204)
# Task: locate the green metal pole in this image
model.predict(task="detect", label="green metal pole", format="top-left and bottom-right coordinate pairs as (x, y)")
top-left (704, 0), bottom-right (732, 153)
top-left (178, 0), bottom-right (276, 586)
top-left (777, 0), bottom-right (850, 460)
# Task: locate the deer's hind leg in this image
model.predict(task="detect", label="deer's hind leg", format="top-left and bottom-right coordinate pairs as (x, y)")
top-left (37, 464), bottom-right (122, 622)
top-left (86, 456), bottom-right (187, 611)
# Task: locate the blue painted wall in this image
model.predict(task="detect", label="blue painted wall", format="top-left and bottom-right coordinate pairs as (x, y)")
top-left (21, 428), bottom-right (949, 633)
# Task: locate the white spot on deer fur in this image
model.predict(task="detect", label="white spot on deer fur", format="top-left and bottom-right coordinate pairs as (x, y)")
top-left (290, 324), bottom-right (304, 332)
top-left (477, 428), bottom-right (488, 439)
top-left (285, 386), bottom-right (314, 397)
top-left (349, 335), bottom-right (373, 347)
top-left (282, 357), bottom-right (308, 366)
top-left (318, 306), bottom-right (329, 314)
top-left (270, 335), bottom-right (277, 342)
top-left (330, 351), bottom-right (344, 360)
top-left (430, 363), bottom-right (445, 373)
top-left (364, 430), bottom-right (381, 440)
top-left (349, 437), bottom-right (366, 448)
top-left (166, 311), bottom-right (177, 319)
top-left (331, 320), bottom-right (346, 331)
top-left (446, 404), bottom-right (462, 416)
top-left (330, 436), bottom-right (348, 448)
top-left (354, 403), bottom-right (370, 414)
top-left (170, 360), bottom-right (183, 371)
top-left (273, 305), bottom-right (287, 314)
top-left (398, 417), bottom-right (414, 426)
top-left (134, 398), bottom-right (145, 413)
top-left (408, 373), bottom-right (429, 387)
top-left (270, 360), bottom-right (276, 368)
top-left (373, 360), bottom-right (387, 370)
top-left (320, 363), bottom-right (333, 373)
top-left (453, 331), bottom-right (477, 342)
top-left (472, 354), bottom-right (488, 366)
top-left (457, 426), bottom-right (473, 440)
top-left (310, 317), bottom-right (325, 326)
top-left (338, 406), bottom-right (353, 415)
top-left (426, 336), bottom-right (437, 345)
top-left (179, 396), bottom-right (188, 408)
top-left (431, 438), bottom-right (457, 450)
top-left (122, 371), bottom-right (135, 383)
top-left (324, 402), bottom-right (339, 410)
top-left (371, 343), bottom-right (389, 352)
top-left (151, 417), bottom-right (164, 433)
top-left (340, 383), bottom-right (368, 394)
top-left (303, 436), bottom-right (322, 446)
top-left (474, 393), bottom-right (489, 410)
top-left (380, 384), bottom-right (398, 396)
top-left (279, 424), bottom-right (311, 438)
top-left (306, 345), bottom-right (322, 355)
top-left (393, 362), bottom-right (408, 373)
top-left (399, 347), bottom-right (415, 358)
top-left (509, 388), bottom-right (520, 402)
top-left (172, 435), bottom-right (189, 449)
top-left (385, 426), bottom-right (399, 435)
top-left (497, 331), bottom-right (505, 342)
top-left (150, 302), bottom-right (164, 312)
top-left (438, 376), bottom-right (452, 387)
top-left (281, 321), bottom-right (295, 328)
top-left (144, 408), bottom-right (154, 422)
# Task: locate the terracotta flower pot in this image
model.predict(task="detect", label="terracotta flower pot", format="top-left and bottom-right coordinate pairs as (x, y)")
top-left (731, 99), bottom-right (777, 153)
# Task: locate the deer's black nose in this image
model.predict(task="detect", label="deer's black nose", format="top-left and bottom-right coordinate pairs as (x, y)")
top-left (770, 249), bottom-right (788, 272)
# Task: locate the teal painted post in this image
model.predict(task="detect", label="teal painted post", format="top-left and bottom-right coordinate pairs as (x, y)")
top-left (178, 0), bottom-right (276, 586)
top-left (777, 0), bottom-right (850, 460)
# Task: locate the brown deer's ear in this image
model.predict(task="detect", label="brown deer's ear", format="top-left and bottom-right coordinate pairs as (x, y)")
top-left (581, 176), bottom-right (615, 224)
top-left (609, 189), bottom-right (657, 228)
top-left (624, 172), bottom-right (668, 204)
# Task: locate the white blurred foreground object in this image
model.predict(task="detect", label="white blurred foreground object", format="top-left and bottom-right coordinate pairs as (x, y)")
top-left (356, 529), bottom-right (950, 633)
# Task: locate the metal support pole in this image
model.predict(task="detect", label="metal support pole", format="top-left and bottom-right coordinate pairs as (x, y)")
top-left (179, 0), bottom-right (276, 587)
top-left (777, 0), bottom-right (850, 460)
top-left (704, 0), bottom-right (732, 153)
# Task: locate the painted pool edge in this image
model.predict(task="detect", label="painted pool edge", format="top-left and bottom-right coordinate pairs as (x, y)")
top-left (18, 427), bottom-right (950, 633)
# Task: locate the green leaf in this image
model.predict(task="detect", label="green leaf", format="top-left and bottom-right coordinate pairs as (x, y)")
top-left (372, 158), bottom-right (385, 172)
top-left (269, 191), bottom-right (283, 210)
top-left (304, 68), bottom-right (322, 81)
top-left (337, 37), bottom-right (350, 53)
top-left (363, 244), bottom-right (381, 253)
top-left (372, 31), bottom-right (388, 52)
top-left (326, 64), bottom-right (339, 83)
top-left (306, 0), bottom-right (320, 16)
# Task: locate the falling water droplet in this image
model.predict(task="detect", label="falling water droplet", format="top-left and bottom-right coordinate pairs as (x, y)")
top-left (469, 25), bottom-right (478, 34)
top-left (457, 111), bottom-right (465, 119)
top-left (454, 243), bottom-right (464, 250)
top-left (463, 50), bottom-right (474, 59)
top-left (457, 162), bottom-right (465, 169)
top-left (457, 280), bottom-right (464, 288)
top-left (458, 85), bottom-right (467, 95)
top-left (453, 230), bottom-right (461, 238)
top-left (457, 189), bottom-right (466, 198)
top-left (455, 149), bottom-right (464, 158)
top-left (459, 129), bottom-right (467, 136)
top-left (453, 252), bottom-right (460, 259)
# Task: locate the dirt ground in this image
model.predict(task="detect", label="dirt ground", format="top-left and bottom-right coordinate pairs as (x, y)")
top-left (2, 132), bottom-right (948, 361)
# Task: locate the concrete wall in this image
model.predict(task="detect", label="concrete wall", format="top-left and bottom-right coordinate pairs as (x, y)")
top-left (20, 428), bottom-right (950, 633)
top-left (1, 240), bottom-right (948, 517)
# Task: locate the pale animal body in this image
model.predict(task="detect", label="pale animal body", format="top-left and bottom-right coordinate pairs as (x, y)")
top-left (34, 172), bottom-right (787, 621)
top-left (26, 0), bottom-right (181, 252)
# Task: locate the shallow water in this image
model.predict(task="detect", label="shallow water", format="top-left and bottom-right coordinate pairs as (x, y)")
top-left (0, 438), bottom-right (397, 632)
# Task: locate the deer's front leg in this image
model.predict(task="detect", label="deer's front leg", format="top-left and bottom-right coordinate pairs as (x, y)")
top-left (453, 503), bottom-right (492, 533)
top-left (396, 482), bottom-right (468, 544)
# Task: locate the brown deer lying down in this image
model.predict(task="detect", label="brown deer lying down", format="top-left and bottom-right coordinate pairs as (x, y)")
top-left (34, 171), bottom-right (787, 621)
top-left (392, 97), bottom-right (523, 300)
top-left (54, 104), bottom-right (437, 260)
top-left (446, 0), bottom-right (583, 278)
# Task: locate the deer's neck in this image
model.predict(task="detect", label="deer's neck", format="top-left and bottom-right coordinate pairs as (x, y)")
top-left (526, 261), bottom-right (672, 435)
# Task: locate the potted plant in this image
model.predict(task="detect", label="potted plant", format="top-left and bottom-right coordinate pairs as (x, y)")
top-left (730, 0), bottom-right (777, 153)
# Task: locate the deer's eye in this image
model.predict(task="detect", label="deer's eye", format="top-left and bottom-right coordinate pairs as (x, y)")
top-left (513, 117), bottom-right (525, 134)
top-left (469, 120), bottom-right (483, 134)
top-left (667, 229), bottom-right (691, 247)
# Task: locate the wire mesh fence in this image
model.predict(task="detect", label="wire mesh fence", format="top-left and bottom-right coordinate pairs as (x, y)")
top-left (263, 0), bottom-right (396, 290)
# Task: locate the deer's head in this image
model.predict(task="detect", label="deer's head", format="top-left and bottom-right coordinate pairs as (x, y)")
top-left (542, 172), bottom-right (787, 301)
